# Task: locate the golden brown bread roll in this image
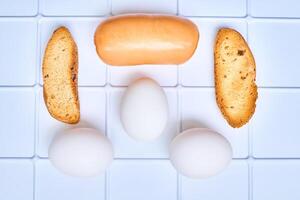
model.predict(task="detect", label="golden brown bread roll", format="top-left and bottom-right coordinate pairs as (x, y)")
top-left (214, 28), bottom-right (257, 128)
top-left (94, 14), bottom-right (199, 66)
top-left (42, 27), bottom-right (80, 124)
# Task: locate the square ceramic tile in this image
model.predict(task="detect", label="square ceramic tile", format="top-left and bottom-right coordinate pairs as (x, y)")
top-left (37, 87), bottom-right (106, 157)
top-left (109, 65), bottom-right (178, 86)
top-left (0, 88), bottom-right (35, 157)
top-left (179, 0), bottom-right (247, 17)
top-left (0, 0), bottom-right (38, 16)
top-left (40, 0), bottom-right (109, 16)
top-left (108, 160), bottom-right (177, 200)
top-left (252, 89), bottom-right (300, 158)
top-left (250, 0), bottom-right (300, 18)
top-left (36, 159), bottom-right (105, 200)
top-left (108, 87), bottom-right (178, 158)
top-left (253, 160), bottom-right (300, 200)
top-left (180, 88), bottom-right (249, 158)
top-left (181, 161), bottom-right (248, 200)
top-left (0, 160), bottom-right (33, 200)
top-left (179, 18), bottom-right (247, 87)
top-left (3, 2), bottom-right (300, 200)
top-left (0, 19), bottom-right (37, 86)
top-left (248, 21), bottom-right (300, 87)
top-left (39, 18), bottom-right (107, 86)
top-left (112, 0), bottom-right (177, 15)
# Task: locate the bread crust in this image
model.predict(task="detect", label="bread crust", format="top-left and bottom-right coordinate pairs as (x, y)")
top-left (42, 27), bottom-right (80, 124)
top-left (94, 14), bottom-right (199, 66)
top-left (214, 28), bottom-right (257, 128)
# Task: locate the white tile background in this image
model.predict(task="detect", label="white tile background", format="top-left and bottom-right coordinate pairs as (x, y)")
top-left (0, 0), bottom-right (300, 200)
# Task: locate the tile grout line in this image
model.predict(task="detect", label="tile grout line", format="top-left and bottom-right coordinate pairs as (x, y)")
top-left (105, 71), bottom-right (111, 200)
top-left (3, 5), bottom-right (300, 200)
top-left (32, 155), bottom-right (39, 200)
top-left (2, 85), bottom-right (300, 89)
top-left (33, 85), bottom-right (39, 160)
top-left (105, 168), bottom-right (110, 200)
top-left (2, 157), bottom-right (300, 161)
top-left (34, 16), bottom-right (38, 88)
top-left (176, 0), bottom-right (179, 15)
top-left (33, 5), bottom-right (41, 200)
top-left (36, 14), bottom-right (42, 86)
top-left (248, 158), bottom-right (253, 200)
top-left (246, 5), bottom-right (254, 197)
top-left (177, 173), bottom-right (182, 200)
top-left (248, 123), bottom-right (254, 200)
top-left (246, 0), bottom-right (250, 17)
top-left (109, 0), bottom-right (113, 16)
top-left (4, 15), bottom-right (300, 20)
top-left (34, 5), bottom-right (42, 159)
top-left (32, 158), bottom-right (36, 200)
top-left (105, 63), bottom-right (111, 200)
top-left (177, 82), bottom-right (183, 200)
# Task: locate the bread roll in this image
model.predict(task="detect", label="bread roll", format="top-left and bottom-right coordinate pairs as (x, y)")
top-left (42, 27), bottom-right (80, 124)
top-left (94, 14), bottom-right (199, 66)
top-left (214, 28), bottom-right (257, 128)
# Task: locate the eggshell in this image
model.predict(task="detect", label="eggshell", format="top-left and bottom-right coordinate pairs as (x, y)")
top-left (120, 78), bottom-right (169, 141)
top-left (49, 128), bottom-right (114, 177)
top-left (169, 128), bottom-right (232, 179)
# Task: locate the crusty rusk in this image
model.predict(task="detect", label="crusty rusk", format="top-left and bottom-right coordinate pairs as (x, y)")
top-left (214, 28), bottom-right (257, 128)
top-left (94, 14), bottom-right (199, 66)
top-left (42, 27), bottom-right (80, 124)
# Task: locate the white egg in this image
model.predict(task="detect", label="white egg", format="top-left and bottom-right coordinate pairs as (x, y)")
top-left (49, 128), bottom-right (114, 177)
top-left (170, 128), bottom-right (232, 179)
top-left (121, 77), bottom-right (169, 141)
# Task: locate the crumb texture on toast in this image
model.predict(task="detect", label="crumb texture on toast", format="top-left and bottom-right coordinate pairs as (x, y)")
top-left (42, 27), bottom-right (80, 124)
top-left (214, 28), bottom-right (257, 128)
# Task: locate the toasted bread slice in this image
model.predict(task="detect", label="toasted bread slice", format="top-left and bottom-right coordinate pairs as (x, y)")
top-left (214, 28), bottom-right (257, 128)
top-left (42, 27), bottom-right (80, 124)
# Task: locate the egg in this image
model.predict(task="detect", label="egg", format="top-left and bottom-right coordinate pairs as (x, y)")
top-left (49, 128), bottom-right (114, 177)
top-left (169, 128), bottom-right (232, 179)
top-left (120, 77), bottom-right (169, 141)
